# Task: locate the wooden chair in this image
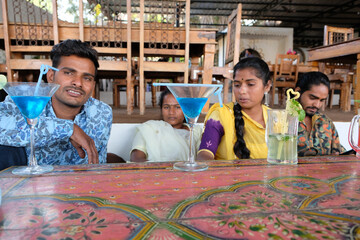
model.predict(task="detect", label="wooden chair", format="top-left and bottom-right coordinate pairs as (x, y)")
top-left (189, 3), bottom-right (242, 106)
top-left (271, 54), bottom-right (300, 107)
top-left (217, 3), bottom-right (242, 103)
top-left (323, 25), bottom-right (354, 45)
top-left (138, 0), bottom-right (190, 115)
top-left (321, 26), bottom-right (354, 112)
top-left (113, 60), bottom-right (140, 108)
top-left (326, 66), bottom-right (353, 112)
top-left (113, 76), bottom-right (140, 108)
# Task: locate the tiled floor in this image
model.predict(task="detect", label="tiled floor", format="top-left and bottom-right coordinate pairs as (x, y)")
top-left (100, 90), bottom-right (357, 123)
top-left (111, 105), bottom-right (356, 123)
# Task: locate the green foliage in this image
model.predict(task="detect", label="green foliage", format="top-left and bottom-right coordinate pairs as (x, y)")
top-left (27, 0), bottom-right (53, 13)
top-left (286, 99), bottom-right (305, 121)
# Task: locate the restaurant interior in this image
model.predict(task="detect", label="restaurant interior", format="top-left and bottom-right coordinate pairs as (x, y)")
top-left (0, 0), bottom-right (360, 239)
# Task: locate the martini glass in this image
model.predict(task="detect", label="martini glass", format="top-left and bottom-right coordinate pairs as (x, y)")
top-left (153, 83), bottom-right (223, 171)
top-left (3, 82), bottom-right (59, 175)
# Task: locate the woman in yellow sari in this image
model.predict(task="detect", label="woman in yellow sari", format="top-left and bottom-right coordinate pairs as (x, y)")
top-left (197, 57), bottom-right (271, 160)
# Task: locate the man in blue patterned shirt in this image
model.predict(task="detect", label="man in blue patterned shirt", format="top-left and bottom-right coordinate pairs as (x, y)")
top-left (0, 39), bottom-right (112, 167)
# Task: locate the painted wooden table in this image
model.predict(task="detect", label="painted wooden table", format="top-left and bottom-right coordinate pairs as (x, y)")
top-left (1, 156), bottom-right (360, 239)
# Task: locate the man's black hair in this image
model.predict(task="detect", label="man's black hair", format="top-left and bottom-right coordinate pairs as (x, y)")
top-left (295, 72), bottom-right (330, 94)
top-left (50, 39), bottom-right (99, 76)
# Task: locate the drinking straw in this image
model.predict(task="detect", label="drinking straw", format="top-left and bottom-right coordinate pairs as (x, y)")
top-left (276, 89), bottom-right (301, 160)
top-left (34, 64), bottom-right (59, 96)
top-left (213, 85), bottom-right (223, 107)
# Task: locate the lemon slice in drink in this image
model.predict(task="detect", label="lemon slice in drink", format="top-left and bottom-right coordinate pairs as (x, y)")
top-left (286, 89), bottom-right (305, 121)
top-left (0, 74), bottom-right (7, 90)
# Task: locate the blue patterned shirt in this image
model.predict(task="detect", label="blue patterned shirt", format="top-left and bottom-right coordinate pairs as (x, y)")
top-left (0, 96), bottom-right (112, 165)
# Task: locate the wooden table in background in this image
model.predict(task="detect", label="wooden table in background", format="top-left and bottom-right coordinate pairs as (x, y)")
top-left (308, 38), bottom-right (360, 113)
top-left (1, 156), bottom-right (360, 239)
top-left (268, 63), bottom-right (318, 73)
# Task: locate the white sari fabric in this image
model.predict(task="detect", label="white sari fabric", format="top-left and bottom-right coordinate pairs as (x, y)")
top-left (131, 120), bottom-right (203, 162)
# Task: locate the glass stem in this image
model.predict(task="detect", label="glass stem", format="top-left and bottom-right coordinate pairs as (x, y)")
top-left (188, 123), bottom-right (194, 164)
top-left (27, 118), bottom-right (38, 168)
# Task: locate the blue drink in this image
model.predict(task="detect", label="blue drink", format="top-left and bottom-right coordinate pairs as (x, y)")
top-left (177, 97), bottom-right (208, 119)
top-left (12, 96), bottom-right (51, 119)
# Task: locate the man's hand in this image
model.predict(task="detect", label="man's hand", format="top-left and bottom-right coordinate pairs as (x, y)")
top-left (70, 124), bottom-right (99, 164)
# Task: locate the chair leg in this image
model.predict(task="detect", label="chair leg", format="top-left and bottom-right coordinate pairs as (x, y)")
top-left (271, 85), bottom-right (275, 107)
top-left (151, 82), bottom-right (156, 107)
top-left (134, 85), bottom-right (139, 107)
top-left (113, 84), bottom-right (120, 108)
top-left (328, 89), bottom-right (334, 109)
top-left (223, 79), bottom-right (229, 104)
top-left (278, 88), bottom-right (284, 107)
top-left (340, 82), bottom-right (351, 112)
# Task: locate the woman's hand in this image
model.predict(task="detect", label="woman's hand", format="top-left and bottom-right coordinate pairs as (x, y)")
top-left (196, 151), bottom-right (214, 161)
top-left (130, 149), bottom-right (148, 162)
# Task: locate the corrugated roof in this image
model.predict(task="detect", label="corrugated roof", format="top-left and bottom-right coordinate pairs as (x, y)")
top-left (190, 0), bottom-right (360, 47)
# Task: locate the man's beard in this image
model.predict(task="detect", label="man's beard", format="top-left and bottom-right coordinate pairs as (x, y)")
top-left (305, 107), bottom-right (319, 117)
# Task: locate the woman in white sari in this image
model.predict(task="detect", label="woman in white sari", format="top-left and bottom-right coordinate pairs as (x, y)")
top-left (130, 89), bottom-right (202, 162)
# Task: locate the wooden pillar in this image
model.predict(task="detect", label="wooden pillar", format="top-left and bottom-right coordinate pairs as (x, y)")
top-left (126, 0), bottom-right (133, 115)
top-left (202, 44), bottom-right (215, 113)
top-left (355, 54), bottom-right (360, 113)
top-left (52, 0), bottom-right (59, 44)
top-left (139, 0), bottom-right (145, 115)
top-left (79, 0), bottom-right (84, 41)
top-left (184, 0), bottom-right (190, 83)
top-left (233, 4), bottom-right (242, 67)
top-left (2, 0), bottom-right (12, 82)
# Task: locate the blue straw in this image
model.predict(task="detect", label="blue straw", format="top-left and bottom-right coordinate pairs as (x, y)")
top-left (34, 64), bottom-right (59, 96)
top-left (213, 86), bottom-right (223, 107)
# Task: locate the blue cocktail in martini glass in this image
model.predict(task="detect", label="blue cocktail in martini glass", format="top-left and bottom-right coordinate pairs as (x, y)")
top-left (4, 82), bottom-right (59, 175)
top-left (153, 83), bottom-right (223, 171)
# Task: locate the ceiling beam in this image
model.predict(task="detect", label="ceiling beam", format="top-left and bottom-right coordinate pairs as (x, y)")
top-left (192, 0), bottom-right (337, 7)
top-left (295, 0), bottom-right (359, 35)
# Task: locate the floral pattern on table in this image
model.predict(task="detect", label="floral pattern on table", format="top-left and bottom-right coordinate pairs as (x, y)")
top-left (1, 157), bottom-right (360, 239)
top-left (168, 176), bottom-right (360, 239)
top-left (0, 196), bottom-right (157, 240)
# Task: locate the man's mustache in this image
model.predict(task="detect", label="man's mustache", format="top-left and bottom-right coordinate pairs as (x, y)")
top-left (306, 107), bottom-right (319, 112)
top-left (64, 86), bottom-right (85, 95)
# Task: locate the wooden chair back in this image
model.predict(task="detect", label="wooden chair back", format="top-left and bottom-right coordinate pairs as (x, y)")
top-left (274, 54), bottom-right (300, 82)
top-left (209, 3), bottom-right (242, 104)
top-left (225, 4), bottom-right (242, 65)
top-left (138, 0), bottom-right (190, 114)
top-left (325, 64), bottom-right (353, 112)
top-left (188, 3), bottom-right (242, 107)
top-left (270, 54), bottom-right (300, 107)
top-left (324, 25), bottom-right (354, 45)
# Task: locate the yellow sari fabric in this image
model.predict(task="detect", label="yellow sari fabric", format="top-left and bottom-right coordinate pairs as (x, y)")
top-left (201, 103), bottom-right (269, 160)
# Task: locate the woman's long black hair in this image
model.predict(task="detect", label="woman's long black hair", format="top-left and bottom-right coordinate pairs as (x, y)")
top-left (233, 57), bottom-right (270, 159)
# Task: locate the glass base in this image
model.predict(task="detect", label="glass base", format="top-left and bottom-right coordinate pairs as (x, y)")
top-left (12, 165), bottom-right (54, 176)
top-left (173, 161), bottom-right (208, 172)
top-left (267, 158), bottom-right (298, 164)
